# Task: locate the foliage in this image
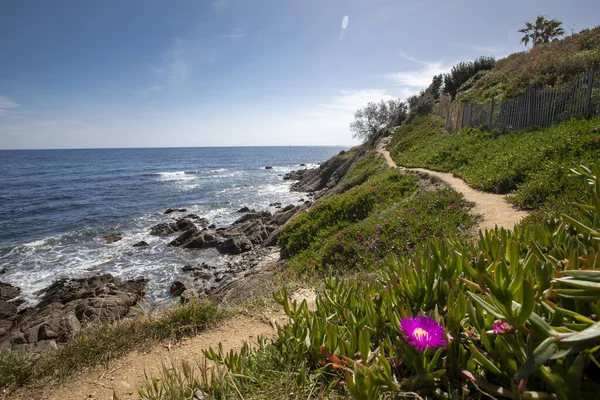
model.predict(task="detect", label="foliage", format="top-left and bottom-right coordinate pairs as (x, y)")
top-left (457, 26), bottom-right (600, 103)
top-left (519, 15), bottom-right (565, 48)
top-left (442, 56), bottom-right (496, 100)
top-left (337, 150), bottom-right (389, 190)
top-left (350, 99), bottom-right (408, 142)
top-left (0, 300), bottom-right (223, 391)
top-left (279, 163), bottom-right (474, 275)
top-left (143, 166), bottom-right (600, 400)
top-left (388, 115), bottom-right (600, 214)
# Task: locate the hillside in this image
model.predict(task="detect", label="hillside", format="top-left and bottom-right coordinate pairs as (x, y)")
top-left (456, 26), bottom-right (600, 103)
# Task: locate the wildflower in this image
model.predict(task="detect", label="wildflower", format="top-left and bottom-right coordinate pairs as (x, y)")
top-left (377, 225), bottom-right (382, 231)
top-left (492, 320), bottom-right (515, 335)
top-left (400, 316), bottom-right (447, 352)
top-left (358, 246), bottom-right (363, 251)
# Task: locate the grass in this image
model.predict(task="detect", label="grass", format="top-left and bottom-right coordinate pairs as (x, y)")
top-left (278, 150), bottom-right (475, 276)
top-left (388, 115), bottom-right (600, 222)
top-left (0, 300), bottom-right (224, 391)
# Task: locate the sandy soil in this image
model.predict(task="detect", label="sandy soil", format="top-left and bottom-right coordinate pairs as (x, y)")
top-left (10, 286), bottom-right (317, 400)
top-left (375, 145), bottom-right (528, 232)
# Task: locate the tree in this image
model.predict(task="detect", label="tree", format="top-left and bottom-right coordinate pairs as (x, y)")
top-left (350, 99), bottom-right (407, 142)
top-left (519, 15), bottom-right (565, 48)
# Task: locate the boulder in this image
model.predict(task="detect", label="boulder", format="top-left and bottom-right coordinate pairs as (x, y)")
top-left (0, 274), bottom-right (147, 351)
top-left (164, 208), bottom-right (187, 214)
top-left (150, 222), bottom-right (177, 236)
top-left (169, 280), bottom-right (187, 296)
top-left (218, 237), bottom-right (253, 255)
top-left (102, 233), bottom-right (123, 244)
top-left (236, 206), bottom-right (250, 213)
top-left (132, 240), bottom-right (149, 248)
top-left (0, 282), bottom-right (20, 302)
top-left (264, 166), bottom-right (273, 170)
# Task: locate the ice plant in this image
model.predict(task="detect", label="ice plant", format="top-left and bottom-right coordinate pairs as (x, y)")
top-left (400, 316), bottom-right (447, 352)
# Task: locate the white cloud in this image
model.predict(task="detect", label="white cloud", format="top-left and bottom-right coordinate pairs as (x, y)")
top-left (212, 0), bottom-right (229, 12)
top-left (386, 53), bottom-right (452, 100)
top-left (0, 96), bottom-right (20, 116)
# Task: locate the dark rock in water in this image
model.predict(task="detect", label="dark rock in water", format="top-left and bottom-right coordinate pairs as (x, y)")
top-left (164, 208), bottom-right (187, 214)
top-left (150, 222), bottom-right (177, 236)
top-left (132, 240), bottom-right (149, 248)
top-left (264, 166), bottom-right (273, 169)
top-left (168, 226), bottom-right (200, 247)
top-left (0, 282), bottom-right (20, 302)
top-left (0, 274), bottom-right (147, 352)
top-left (236, 206), bottom-right (250, 213)
top-left (208, 224), bottom-right (216, 229)
top-left (283, 170), bottom-right (306, 181)
top-left (169, 280), bottom-right (187, 296)
top-left (269, 202), bottom-right (282, 207)
top-left (300, 163), bottom-right (306, 166)
top-left (304, 201), bottom-right (312, 206)
top-left (235, 212), bottom-right (262, 224)
top-left (0, 267), bottom-right (6, 275)
top-left (174, 218), bottom-right (195, 232)
top-left (183, 214), bottom-right (209, 227)
top-left (102, 233), bottom-right (123, 244)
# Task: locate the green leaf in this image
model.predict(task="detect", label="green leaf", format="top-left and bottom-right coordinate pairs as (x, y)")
top-left (560, 322), bottom-right (600, 345)
top-left (516, 337), bottom-right (558, 380)
top-left (515, 280), bottom-right (535, 327)
top-left (469, 344), bottom-right (503, 376)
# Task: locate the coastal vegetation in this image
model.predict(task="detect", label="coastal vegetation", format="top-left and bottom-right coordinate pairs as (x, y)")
top-left (2, 16), bottom-right (600, 400)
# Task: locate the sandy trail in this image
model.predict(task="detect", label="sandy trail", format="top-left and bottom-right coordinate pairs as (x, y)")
top-left (10, 289), bottom-right (318, 400)
top-left (376, 146), bottom-right (528, 232)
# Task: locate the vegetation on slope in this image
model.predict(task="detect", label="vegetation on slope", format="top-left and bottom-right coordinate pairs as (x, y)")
top-left (456, 26), bottom-right (600, 103)
top-left (388, 115), bottom-right (600, 218)
top-left (141, 166), bottom-right (600, 400)
top-left (278, 151), bottom-right (475, 275)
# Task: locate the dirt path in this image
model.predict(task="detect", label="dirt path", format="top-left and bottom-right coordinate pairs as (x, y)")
top-left (10, 289), bottom-right (318, 400)
top-left (376, 145), bottom-right (528, 232)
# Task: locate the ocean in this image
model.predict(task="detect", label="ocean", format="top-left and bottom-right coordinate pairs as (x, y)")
top-left (0, 146), bottom-right (345, 306)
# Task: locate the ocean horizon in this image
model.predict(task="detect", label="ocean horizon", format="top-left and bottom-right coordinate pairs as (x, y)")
top-left (0, 146), bottom-right (347, 306)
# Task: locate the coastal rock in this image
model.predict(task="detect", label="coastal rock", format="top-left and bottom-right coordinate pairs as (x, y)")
top-left (264, 166), bottom-right (273, 170)
top-left (0, 274), bottom-right (147, 351)
top-left (132, 240), bottom-right (149, 247)
top-left (102, 233), bottom-right (123, 244)
top-left (236, 206), bottom-right (250, 213)
top-left (164, 208), bottom-right (187, 214)
top-left (150, 222), bottom-right (177, 236)
top-left (169, 280), bottom-right (187, 296)
top-left (218, 237), bottom-right (253, 255)
top-left (290, 149), bottom-right (361, 194)
top-left (0, 282), bottom-right (20, 302)
top-left (234, 212), bottom-right (263, 224)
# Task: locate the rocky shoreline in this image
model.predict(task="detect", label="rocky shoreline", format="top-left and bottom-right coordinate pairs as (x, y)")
top-left (0, 151), bottom-right (357, 352)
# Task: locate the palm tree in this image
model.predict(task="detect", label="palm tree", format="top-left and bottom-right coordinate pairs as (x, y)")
top-left (519, 15), bottom-right (565, 48)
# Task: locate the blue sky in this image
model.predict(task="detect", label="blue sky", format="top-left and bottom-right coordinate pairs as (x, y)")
top-left (0, 0), bottom-right (598, 149)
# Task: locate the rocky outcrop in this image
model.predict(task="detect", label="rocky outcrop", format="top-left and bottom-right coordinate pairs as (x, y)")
top-left (149, 217), bottom-right (203, 236)
top-left (285, 149), bottom-right (362, 196)
top-left (102, 233), bottom-right (123, 244)
top-left (165, 204), bottom-right (304, 256)
top-left (0, 274), bottom-right (147, 352)
top-left (164, 208), bottom-right (187, 214)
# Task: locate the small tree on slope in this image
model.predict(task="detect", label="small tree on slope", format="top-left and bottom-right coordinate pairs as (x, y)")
top-left (519, 15), bottom-right (565, 48)
top-left (350, 99), bottom-right (407, 142)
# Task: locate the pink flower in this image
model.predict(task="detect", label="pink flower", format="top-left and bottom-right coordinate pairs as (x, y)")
top-left (400, 316), bottom-right (447, 352)
top-left (492, 320), bottom-right (515, 335)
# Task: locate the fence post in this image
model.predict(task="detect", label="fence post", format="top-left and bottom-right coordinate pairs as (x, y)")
top-left (488, 97), bottom-right (495, 129)
top-left (527, 85), bottom-right (534, 127)
top-left (586, 63), bottom-right (597, 117)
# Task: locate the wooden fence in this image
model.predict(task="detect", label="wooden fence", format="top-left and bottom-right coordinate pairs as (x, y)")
top-left (441, 64), bottom-right (600, 132)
